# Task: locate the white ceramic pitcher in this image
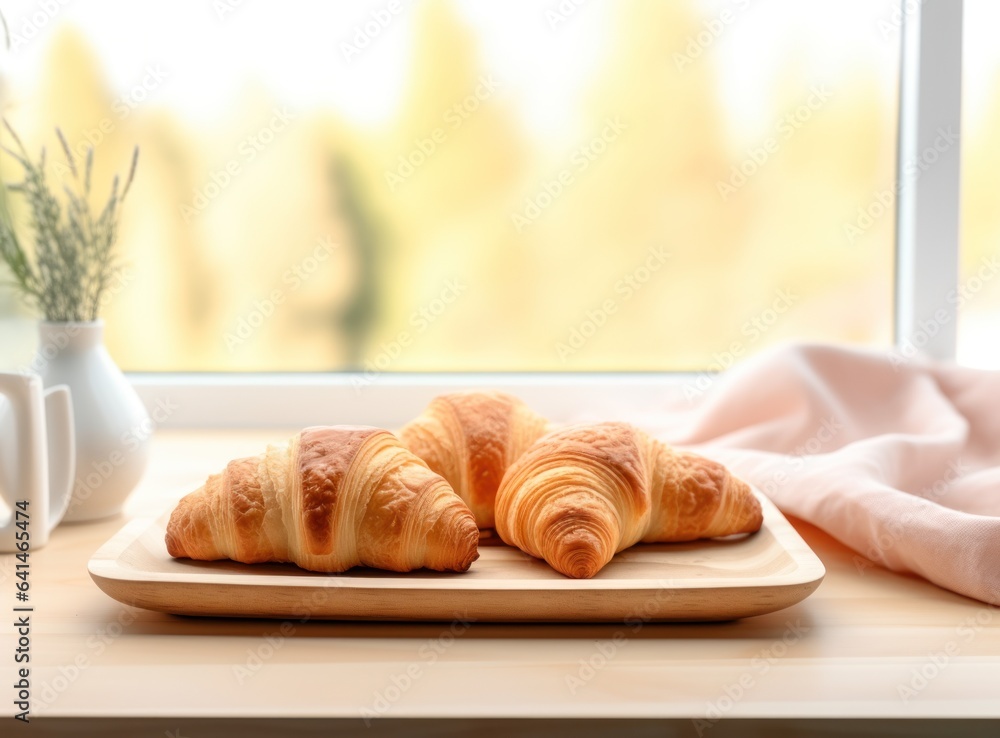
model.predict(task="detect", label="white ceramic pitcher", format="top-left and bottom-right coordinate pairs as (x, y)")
top-left (0, 373), bottom-right (75, 552)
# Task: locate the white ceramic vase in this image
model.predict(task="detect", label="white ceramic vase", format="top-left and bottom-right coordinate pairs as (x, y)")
top-left (33, 321), bottom-right (150, 522)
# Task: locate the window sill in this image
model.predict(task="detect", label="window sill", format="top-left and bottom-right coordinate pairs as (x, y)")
top-left (129, 372), bottom-right (702, 429)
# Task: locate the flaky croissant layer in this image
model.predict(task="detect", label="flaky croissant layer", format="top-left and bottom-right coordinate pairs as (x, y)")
top-left (495, 422), bottom-right (762, 578)
top-left (399, 391), bottom-right (550, 528)
top-left (166, 426), bottom-right (479, 573)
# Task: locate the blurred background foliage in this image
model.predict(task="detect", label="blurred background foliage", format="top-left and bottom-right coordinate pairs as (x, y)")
top-left (0, 0), bottom-right (996, 371)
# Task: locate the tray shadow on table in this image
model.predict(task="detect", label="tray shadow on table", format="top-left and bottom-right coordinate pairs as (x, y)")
top-left (117, 606), bottom-right (822, 642)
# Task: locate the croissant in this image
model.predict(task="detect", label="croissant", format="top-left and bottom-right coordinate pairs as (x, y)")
top-left (165, 426), bottom-right (479, 573)
top-left (495, 422), bottom-right (762, 578)
top-left (399, 391), bottom-right (549, 528)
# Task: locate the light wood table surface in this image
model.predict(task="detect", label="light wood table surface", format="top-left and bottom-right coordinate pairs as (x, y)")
top-left (2, 430), bottom-right (998, 735)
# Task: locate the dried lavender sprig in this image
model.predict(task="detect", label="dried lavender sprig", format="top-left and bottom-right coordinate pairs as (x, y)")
top-left (0, 122), bottom-right (140, 321)
top-left (55, 128), bottom-right (78, 180)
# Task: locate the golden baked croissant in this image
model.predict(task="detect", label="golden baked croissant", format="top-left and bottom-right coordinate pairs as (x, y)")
top-left (399, 391), bottom-right (549, 529)
top-left (166, 426), bottom-right (479, 573)
top-left (495, 422), bottom-right (762, 578)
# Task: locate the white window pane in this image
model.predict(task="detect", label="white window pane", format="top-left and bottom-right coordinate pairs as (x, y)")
top-left (958, 0), bottom-right (1000, 369)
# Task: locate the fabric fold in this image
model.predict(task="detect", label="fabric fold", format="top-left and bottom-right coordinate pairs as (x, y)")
top-left (571, 344), bottom-right (1000, 604)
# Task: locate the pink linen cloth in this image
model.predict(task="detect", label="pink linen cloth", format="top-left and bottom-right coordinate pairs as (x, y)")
top-left (574, 344), bottom-right (1000, 605)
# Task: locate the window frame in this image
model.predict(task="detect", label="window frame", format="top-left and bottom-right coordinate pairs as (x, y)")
top-left (894, 0), bottom-right (963, 361)
top-left (129, 0), bottom-right (963, 429)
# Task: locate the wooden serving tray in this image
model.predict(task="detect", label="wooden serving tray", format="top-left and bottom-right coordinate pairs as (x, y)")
top-left (89, 489), bottom-right (824, 622)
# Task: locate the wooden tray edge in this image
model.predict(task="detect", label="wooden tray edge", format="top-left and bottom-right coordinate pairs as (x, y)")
top-left (87, 488), bottom-right (825, 622)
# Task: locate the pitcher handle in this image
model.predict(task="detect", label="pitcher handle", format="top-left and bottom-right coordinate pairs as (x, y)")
top-left (0, 373), bottom-right (44, 552)
top-left (43, 385), bottom-right (75, 534)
